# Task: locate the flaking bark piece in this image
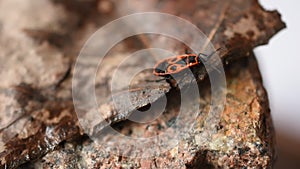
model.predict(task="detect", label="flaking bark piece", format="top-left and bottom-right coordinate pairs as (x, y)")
top-left (87, 0), bottom-right (285, 130)
top-left (86, 84), bottom-right (170, 137)
top-left (26, 53), bottom-right (275, 168)
top-left (0, 0), bottom-right (285, 168)
top-left (0, 85), bottom-right (81, 169)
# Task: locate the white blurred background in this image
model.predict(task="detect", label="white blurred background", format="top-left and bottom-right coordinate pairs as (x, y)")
top-left (255, 1), bottom-right (300, 168)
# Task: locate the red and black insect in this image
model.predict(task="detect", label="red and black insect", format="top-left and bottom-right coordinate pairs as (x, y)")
top-left (153, 52), bottom-right (211, 77)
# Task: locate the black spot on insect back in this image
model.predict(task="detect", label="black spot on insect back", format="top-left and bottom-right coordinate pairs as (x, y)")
top-left (188, 56), bottom-right (197, 63)
top-left (170, 65), bottom-right (177, 71)
top-left (155, 68), bottom-right (165, 73)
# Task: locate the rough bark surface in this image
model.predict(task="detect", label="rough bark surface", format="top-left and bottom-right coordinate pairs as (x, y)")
top-left (21, 54), bottom-right (275, 169)
top-left (0, 0), bottom-right (285, 168)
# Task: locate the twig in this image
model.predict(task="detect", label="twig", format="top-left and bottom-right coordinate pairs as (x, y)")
top-left (200, 1), bottom-right (230, 52)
